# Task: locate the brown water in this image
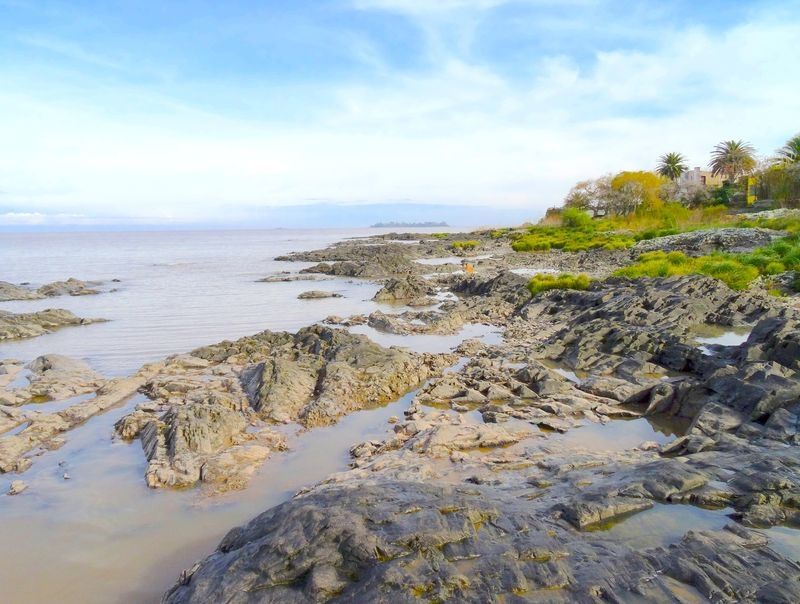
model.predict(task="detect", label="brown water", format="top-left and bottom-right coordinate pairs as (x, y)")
top-left (1, 230), bottom-right (797, 602)
top-left (1, 228), bottom-right (480, 603)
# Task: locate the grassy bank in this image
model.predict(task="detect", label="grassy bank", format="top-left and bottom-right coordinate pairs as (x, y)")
top-left (510, 205), bottom-right (733, 253)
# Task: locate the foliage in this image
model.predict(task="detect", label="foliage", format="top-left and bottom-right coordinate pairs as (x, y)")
top-left (614, 233), bottom-right (800, 292)
top-left (515, 203), bottom-right (735, 254)
top-left (656, 152), bottom-right (688, 181)
top-left (754, 163), bottom-right (800, 208)
top-left (431, 233), bottom-right (450, 240)
top-left (527, 273), bottom-right (591, 296)
top-left (710, 140), bottom-right (757, 183)
top-left (563, 176), bottom-right (612, 216)
top-left (739, 234), bottom-right (800, 275)
top-left (736, 214), bottom-right (800, 235)
top-left (561, 207), bottom-right (593, 228)
top-left (614, 251), bottom-right (759, 290)
top-left (489, 228), bottom-right (510, 239)
top-left (775, 133), bottom-right (800, 164)
top-left (608, 171), bottom-right (666, 214)
top-left (451, 240), bottom-right (479, 250)
top-left (511, 226), bottom-right (636, 252)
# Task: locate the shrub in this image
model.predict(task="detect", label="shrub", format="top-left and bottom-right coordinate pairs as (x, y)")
top-left (561, 207), bottom-right (593, 229)
top-left (614, 250), bottom-right (760, 290)
top-left (431, 233), bottom-right (449, 240)
top-left (528, 273), bottom-right (591, 296)
top-left (451, 240), bottom-right (479, 251)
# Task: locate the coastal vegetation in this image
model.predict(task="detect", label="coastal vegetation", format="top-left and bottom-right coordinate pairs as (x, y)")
top-left (527, 272), bottom-right (591, 295)
top-left (451, 239), bottom-right (479, 251)
top-left (510, 133), bottom-right (800, 294)
top-left (656, 152), bottom-right (688, 181)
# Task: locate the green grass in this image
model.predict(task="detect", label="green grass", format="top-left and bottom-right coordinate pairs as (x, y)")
top-left (512, 227), bottom-right (636, 252)
top-left (734, 214), bottom-right (800, 235)
top-left (528, 273), bottom-right (591, 295)
top-left (612, 220), bottom-right (800, 291)
top-left (512, 203), bottom-right (739, 254)
top-left (451, 240), bottom-right (479, 251)
top-left (431, 232), bottom-right (450, 240)
top-left (489, 228), bottom-right (510, 239)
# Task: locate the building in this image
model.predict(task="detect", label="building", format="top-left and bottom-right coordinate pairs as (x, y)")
top-left (680, 167), bottom-right (725, 187)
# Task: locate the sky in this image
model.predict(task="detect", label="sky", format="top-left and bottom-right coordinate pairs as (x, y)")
top-left (1, 0), bottom-right (799, 228)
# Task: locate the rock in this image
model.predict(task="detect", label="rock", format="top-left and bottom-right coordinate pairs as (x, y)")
top-left (557, 496), bottom-right (654, 529)
top-left (0, 375), bottom-right (146, 473)
top-left (258, 273), bottom-right (331, 283)
top-left (226, 325), bottom-right (454, 427)
top-left (163, 481), bottom-right (800, 604)
top-left (113, 325), bottom-right (455, 490)
top-left (0, 309), bottom-right (105, 341)
top-left (0, 281), bottom-right (44, 301)
top-left (633, 227), bottom-right (784, 255)
top-left (18, 354), bottom-right (105, 401)
top-left (7, 480), bottom-right (27, 495)
top-left (297, 290), bottom-right (343, 299)
top-left (37, 277), bottom-right (101, 297)
top-left (372, 275), bottom-right (433, 304)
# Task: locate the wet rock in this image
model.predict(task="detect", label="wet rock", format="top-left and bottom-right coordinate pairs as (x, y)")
top-left (257, 273), bottom-right (331, 283)
top-left (0, 375), bottom-right (146, 474)
top-left (37, 277), bottom-right (101, 297)
top-left (222, 325), bottom-right (454, 427)
top-left (372, 275), bottom-right (434, 305)
top-left (17, 354), bottom-right (105, 402)
top-left (0, 308), bottom-right (105, 341)
top-left (164, 480), bottom-right (800, 604)
top-left (557, 496), bottom-right (653, 529)
top-left (297, 290), bottom-right (343, 299)
top-left (7, 480), bottom-right (27, 495)
top-left (0, 281), bottom-right (44, 301)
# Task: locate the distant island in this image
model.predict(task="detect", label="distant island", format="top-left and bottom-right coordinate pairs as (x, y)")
top-left (370, 221), bottom-right (449, 228)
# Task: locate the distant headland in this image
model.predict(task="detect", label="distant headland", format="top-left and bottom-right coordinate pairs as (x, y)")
top-left (370, 221), bottom-right (449, 228)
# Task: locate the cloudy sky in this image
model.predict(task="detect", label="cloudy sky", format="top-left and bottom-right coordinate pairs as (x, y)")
top-left (1, 0), bottom-right (798, 227)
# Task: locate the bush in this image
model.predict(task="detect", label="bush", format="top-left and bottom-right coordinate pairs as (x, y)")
top-left (561, 207), bottom-right (593, 228)
top-left (614, 250), bottom-right (760, 290)
top-left (528, 273), bottom-right (591, 296)
top-left (431, 233), bottom-right (449, 240)
top-left (451, 240), bottom-right (479, 251)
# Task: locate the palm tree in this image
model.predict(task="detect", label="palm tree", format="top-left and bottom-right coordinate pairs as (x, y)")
top-left (775, 133), bottom-right (800, 164)
top-left (656, 152), bottom-right (688, 181)
top-left (710, 140), bottom-right (756, 183)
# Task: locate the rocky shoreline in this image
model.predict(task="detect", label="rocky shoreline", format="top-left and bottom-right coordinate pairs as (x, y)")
top-left (2, 226), bottom-right (799, 602)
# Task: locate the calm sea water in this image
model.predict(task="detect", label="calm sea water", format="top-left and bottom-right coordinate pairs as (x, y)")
top-left (0, 228), bottom-right (435, 374)
top-left (0, 227), bottom-right (502, 604)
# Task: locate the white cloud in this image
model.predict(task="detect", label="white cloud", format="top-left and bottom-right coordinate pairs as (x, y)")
top-left (1, 3), bottom-right (798, 224)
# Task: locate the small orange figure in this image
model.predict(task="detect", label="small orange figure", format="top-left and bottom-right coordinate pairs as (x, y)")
top-left (462, 260), bottom-right (475, 275)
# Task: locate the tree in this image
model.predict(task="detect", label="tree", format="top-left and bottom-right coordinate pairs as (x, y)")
top-left (775, 133), bottom-right (800, 164)
top-left (608, 171), bottom-right (665, 214)
top-left (656, 152), bottom-right (688, 181)
top-left (563, 175), bottom-right (613, 216)
top-left (710, 140), bottom-right (756, 183)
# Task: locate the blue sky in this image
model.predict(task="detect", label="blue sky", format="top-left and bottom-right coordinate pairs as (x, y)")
top-left (1, 0), bottom-right (799, 227)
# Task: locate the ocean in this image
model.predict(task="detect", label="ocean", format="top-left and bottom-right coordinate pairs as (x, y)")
top-left (0, 228), bottom-right (498, 603)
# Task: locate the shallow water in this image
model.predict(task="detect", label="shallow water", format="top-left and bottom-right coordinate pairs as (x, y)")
top-left (694, 324), bottom-right (752, 356)
top-left (414, 254), bottom-right (492, 266)
top-left (348, 323), bottom-right (502, 353)
top-left (0, 227), bottom-right (480, 604)
top-left (553, 416), bottom-right (681, 451)
top-left (0, 229), bottom-right (442, 375)
top-left (1, 230), bottom-right (797, 602)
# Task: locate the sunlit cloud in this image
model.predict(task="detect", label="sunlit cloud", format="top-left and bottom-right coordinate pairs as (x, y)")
top-left (0, 0), bottom-right (798, 226)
